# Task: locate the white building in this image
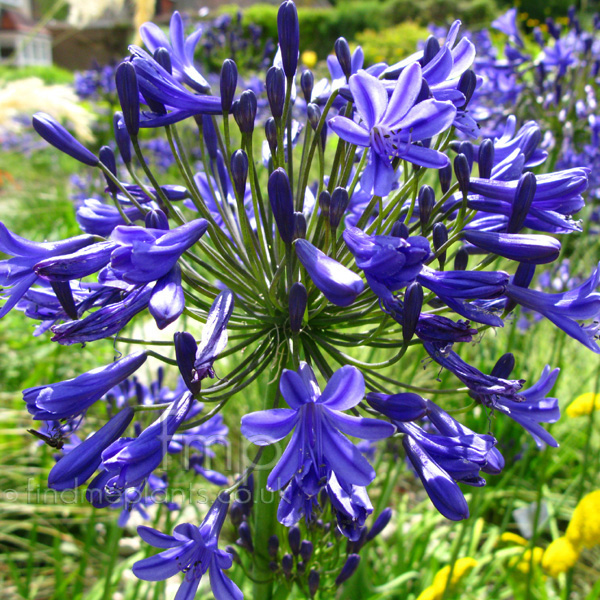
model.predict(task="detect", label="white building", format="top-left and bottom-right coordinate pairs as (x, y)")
top-left (0, 0), bottom-right (52, 66)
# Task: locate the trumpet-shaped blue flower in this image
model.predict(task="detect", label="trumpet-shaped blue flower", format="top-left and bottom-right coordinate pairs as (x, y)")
top-left (23, 351), bottom-right (148, 420)
top-left (329, 64), bottom-right (456, 197)
top-left (133, 492), bottom-right (242, 600)
top-left (241, 362), bottom-right (394, 493)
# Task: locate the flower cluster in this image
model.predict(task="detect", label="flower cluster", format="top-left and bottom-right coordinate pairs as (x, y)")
top-left (5, 3), bottom-right (597, 597)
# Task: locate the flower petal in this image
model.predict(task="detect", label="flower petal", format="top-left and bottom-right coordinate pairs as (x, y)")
top-left (324, 409), bottom-right (395, 440)
top-left (318, 365), bottom-right (365, 410)
top-left (241, 409), bottom-right (298, 445)
top-left (328, 116), bottom-right (370, 147)
top-left (349, 70), bottom-right (387, 130)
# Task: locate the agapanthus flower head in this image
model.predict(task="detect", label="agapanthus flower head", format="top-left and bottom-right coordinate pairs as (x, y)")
top-left (133, 491), bottom-right (242, 600)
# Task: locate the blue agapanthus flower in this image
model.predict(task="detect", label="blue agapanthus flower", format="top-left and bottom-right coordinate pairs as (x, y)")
top-left (241, 362), bottom-right (394, 507)
top-left (133, 492), bottom-right (242, 600)
top-left (329, 63), bottom-right (456, 196)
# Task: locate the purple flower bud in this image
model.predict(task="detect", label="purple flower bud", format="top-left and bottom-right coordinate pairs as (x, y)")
top-left (288, 525), bottom-right (301, 555)
top-left (418, 185), bottom-right (434, 230)
top-left (478, 138), bottom-right (494, 179)
top-left (153, 47), bottom-right (172, 73)
top-left (301, 69), bottom-right (314, 102)
top-left (367, 391), bottom-right (427, 422)
top-left (334, 37), bottom-right (352, 79)
top-left (309, 569), bottom-right (320, 597)
top-left (504, 262), bottom-right (535, 313)
top-left (458, 141), bottom-right (474, 171)
top-left (366, 508), bottom-right (392, 542)
top-left (265, 117), bottom-right (278, 154)
top-left (49, 280), bottom-right (77, 320)
top-left (115, 61), bottom-right (140, 137)
top-left (390, 220), bottom-right (409, 239)
top-left (457, 69), bottom-right (477, 108)
top-left (454, 153), bottom-right (470, 195)
top-left (307, 103), bottom-right (321, 130)
top-left (234, 90), bottom-right (257, 134)
top-left (297, 561), bottom-right (306, 574)
top-left (330, 186), bottom-right (349, 230)
top-left (336, 554), bottom-right (360, 585)
top-left (48, 407), bottom-right (134, 490)
top-left (289, 281), bottom-right (307, 332)
top-left (99, 146), bottom-right (118, 195)
top-left (266, 66), bottom-right (286, 119)
top-left (403, 281), bottom-right (423, 344)
top-left (174, 331), bottom-right (200, 394)
top-left (237, 521), bottom-right (253, 552)
top-left (295, 239), bottom-right (364, 307)
top-left (507, 172), bottom-right (537, 233)
top-left (422, 35), bottom-right (440, 66)
top-left (268, 168), bottom-right (295, 244)
top-left (433, 223), bottom-right (448, 268)
top-left (113, 112), bottom-right (131, 164)
top-left (293, 212), bottom-right (306, 240)
top-left (300, 540), bottom-right (313, 561)
top-left (268, 535), bottom-right (279, 558)
top-left (319, 190), bottom-right (331, 215)
top-left (32, 113), bottom-right (98, 166)
top-left (282, 553), bottom-right (294, 575)
top-left (463, 231), bottom-right (561, 264)
top-left (277, 0), bottom-right (299, 78)
top-left (231, 149), bottom-right (248, 198)
top-left (439, 163), bottom-right (452, 194)
top-left (145, 209), bottom-right (169, 230)
top-left (490, 352), bottom-right (515, 379)
top-left (220, 59), bottom-right (238, 112)
top-left (416, 78), bottom-right (432, 103)
top-left (230, 503), bottom-right (243, 527)
top-left (226, 545), bottom-right (242, 564)
top-left (454, 247), bottom-right (468, 270)
top-left (200, 114), bottom-right (218, 161)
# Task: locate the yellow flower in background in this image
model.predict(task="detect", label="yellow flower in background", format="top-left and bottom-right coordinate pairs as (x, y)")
top-left (566, 392), bottom-right (600, 417)
top-left (500, 532), bottom-right (528, 546)
top-left (301, 50), bottom-right (318, 68)
top-left (542, 536), bottom-right (579, 577)
top-left (416, 558), bottom-right (478, 600)
top-left (509, 547), bottom-right (544, 574)
top-left (566, 490), bottom-right (600, 549)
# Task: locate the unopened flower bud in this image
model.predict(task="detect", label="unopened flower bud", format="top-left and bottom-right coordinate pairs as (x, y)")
top-left (266, 66), bottom-right (286, 119)
top-left (153, 47), bottom-right (172, 73)
top-left (174, 331), bottom-right (200, 395)
top-left (416, 78), bottom-right (432, 103)
top-left (432, 222), bottom-right (448, 268)
top-left (220, 59), bottom-right (238, 112)
top-left (289, 281), bottom-right (307, 332)
top-left (293, 212), bottom-right (306, 240)
top-left (301, 69), bottom-right (314, 102)
top-left (231, 150), bottom-right (248, 198)
top-left (113, 111), bottom-right (131, 164)
top-left (366, 508), bottom-right (393, 542)
top-left (454, 153), bottom-right (470, 195)
top-left (439, 163), bottom-right (452, 194)
top-left (268, 168), bottom-right (295, 244)
top-left (330, 186), bottom-right (349, 230)
top-left (319, 190), bottom-right (331, 215)
top-left (268, 534), bottom-right (279, 558)
top-left (390, 220), bottom-right (409, 239)
top-left (288, 525), bottom-right (301, 555)
top-left (278, 0), bottom-right (299, 78)
top-left (418, 185), bottom-right (434, 230)
top-left (33, 113), bottom-right (98, 166)
top-left (115, 61), bottom-right (140, 137)
top-left (458, 141), bottom-right (474, 171)
top-left (334, 37), bottom-right (352, 79)
top-left (300, 540), bottom-right (313, 562)
top-left (282, 553), bottom-right (294, 575)
top-left (336, 554), bottom-right (360, 585)
top-left (235, 90), bottom-right (257, 134)
top-left (99, 146), bottom-right (118, 195)
top-left (490, 353), bottom-right (515, 379)
top-left (145, 209), bottom-right (169, 230)
top-left (478, 138), bottom-right (494, 179)
top-left (422, 35), bottom-right (440, 66)
top-left (308, 569), bottom-right (320, 596)
top-left (265, 118), bottom-right (278, 155)
top-left (521, 126), bottom-right (541, 163)
top-left (225, 545), bottom-right (241, 564)
top-left (457, 69), bottom-right (477, 109)
top-left (508, 172), bottom-right (536, 233)
top-left (403, 282), bottom-right (423, 345)
top-left (307, 103), bottom-right (321, 130)
top-left (454, 247), bottom-right (468, 271)
top-left (237, 521), bottom-right (253, 553)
